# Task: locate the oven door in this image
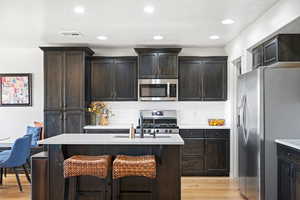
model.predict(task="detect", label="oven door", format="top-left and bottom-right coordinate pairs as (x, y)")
top-left (138, 79), bottom-right (177, 101)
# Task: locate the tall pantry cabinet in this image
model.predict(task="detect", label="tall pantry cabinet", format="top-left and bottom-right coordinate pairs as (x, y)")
top-left (40, 47), bottom-right (94, 138)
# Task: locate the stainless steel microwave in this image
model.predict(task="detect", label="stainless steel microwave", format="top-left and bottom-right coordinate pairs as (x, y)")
top-left (138, 79), bottom-right (178, 101)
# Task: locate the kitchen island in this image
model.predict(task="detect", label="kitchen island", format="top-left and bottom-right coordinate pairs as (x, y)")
top-left (37, 134), bottom-right (184, 200)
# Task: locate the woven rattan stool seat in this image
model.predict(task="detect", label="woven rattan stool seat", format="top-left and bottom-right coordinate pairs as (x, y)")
top-left (113, 155), bottom-right (156, 179)
top-left (64, 155), bottom-right (111, 179)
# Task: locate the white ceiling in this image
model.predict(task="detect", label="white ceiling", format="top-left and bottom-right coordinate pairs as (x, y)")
top-left (0, 0), bottom-right (279, 48)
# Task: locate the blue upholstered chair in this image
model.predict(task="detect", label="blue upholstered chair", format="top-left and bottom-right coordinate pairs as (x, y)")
top-left (0, 135), bottom-right (32, 191)
top-left (26, 126), bottom-right (42, 147)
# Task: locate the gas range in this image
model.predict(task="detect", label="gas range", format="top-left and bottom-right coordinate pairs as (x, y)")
top-left (137, 110), bottom-right (179, 136)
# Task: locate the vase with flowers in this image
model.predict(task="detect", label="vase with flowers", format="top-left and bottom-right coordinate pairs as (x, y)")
top-left (87, 102), bottom-right (114, 126)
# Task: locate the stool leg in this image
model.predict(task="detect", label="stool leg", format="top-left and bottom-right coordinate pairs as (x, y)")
top-left (151, 178), bottom-right (157, 200)
top-left (75, 177), bottom-right (79, 200)
top-left (0, 168), bottom-right (3, 185)
top-left (64, 178), bottom-right (70, 200)
top-left (112, 178), bottom-right (120, 200)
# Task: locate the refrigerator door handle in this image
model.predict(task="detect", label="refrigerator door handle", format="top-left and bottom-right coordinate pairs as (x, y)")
top-left (240, 95), bottom-right (248, 144)
top-left (237, 96), bottom-right (244, 128)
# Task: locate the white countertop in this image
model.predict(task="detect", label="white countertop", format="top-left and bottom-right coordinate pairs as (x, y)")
top-left (83, 124), bottom-right (230, 130)
top-left (38, 134), bottom-right (184, 145)
top-left (275, 139), bottom-right (300, 151)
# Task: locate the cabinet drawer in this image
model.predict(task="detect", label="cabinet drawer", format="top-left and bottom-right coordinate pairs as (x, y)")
top-left (180, 129), bottom-right (204, 138)
top-left (182, 156), bottom-right (205, 176)
top-left (183, 138), bottom-right (205, 156)
top-left (205, 129), bottom-right (229, 138)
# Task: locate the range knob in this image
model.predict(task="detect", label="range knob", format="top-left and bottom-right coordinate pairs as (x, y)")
top-left (168, 129), bottom-right (172, 133)
top-left (165, 129), bottom-right (168, 133)
top-left (156, 129), bottom-right (159, 133)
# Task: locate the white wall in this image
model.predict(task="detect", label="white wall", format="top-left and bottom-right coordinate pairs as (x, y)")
top-left (0, 48), bottom-right (43, 138)
top-left (225, 0), bottom-right (300, 178)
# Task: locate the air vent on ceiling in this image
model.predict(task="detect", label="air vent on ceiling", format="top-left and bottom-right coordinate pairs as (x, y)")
top-left (60, 31), bottom-right (82, 37)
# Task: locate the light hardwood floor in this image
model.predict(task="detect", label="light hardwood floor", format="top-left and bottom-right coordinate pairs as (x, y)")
top-left (0, 175), bottom-right (244, 200)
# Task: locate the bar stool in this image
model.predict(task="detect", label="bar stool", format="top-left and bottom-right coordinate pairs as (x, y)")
top-left (112, 155), bottom-right (157, 200)
top-left (63, 155), bottom-right (112, 200)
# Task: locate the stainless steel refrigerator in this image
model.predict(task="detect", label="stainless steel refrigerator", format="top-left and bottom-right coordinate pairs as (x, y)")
top-left (237, 63), bottom-right (300, 200)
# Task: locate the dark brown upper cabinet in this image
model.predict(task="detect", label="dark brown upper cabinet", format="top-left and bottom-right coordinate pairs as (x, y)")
top-left (40, 47), bottom-right (94, 137)
top-left (135, 48), bottom-right (182, 79)
top-left (252, 46), bottom-right (263, 69)
top-left (179, 57), bottom-right (227, 101)
top-left (91, 57), bottom-right (137, 101)
top-left (252, 34), bottom-right (300, 68)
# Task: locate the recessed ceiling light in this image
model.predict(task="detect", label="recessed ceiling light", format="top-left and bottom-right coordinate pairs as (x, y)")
top-left (209, 35), bottom-right (220, 40)
top-left (97, 35), bottom-right (108, 40)
top-left (144, 5), bottom-right (155, 14)
top-left (74, 6), bottom-right (85, 14)
top-left (222, 19), bottom-right (235, 25)
top-left (153, 35), bottom-right (163, 40)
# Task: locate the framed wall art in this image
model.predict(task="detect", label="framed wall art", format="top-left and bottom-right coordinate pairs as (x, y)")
top-left (0, 73), bottom-right (32, 106)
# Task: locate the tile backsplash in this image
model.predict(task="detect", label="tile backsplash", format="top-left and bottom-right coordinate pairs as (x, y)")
top-left (96, 101), bottom-right (230, 126)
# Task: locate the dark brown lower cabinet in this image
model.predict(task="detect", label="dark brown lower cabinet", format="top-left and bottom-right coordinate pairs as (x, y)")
top-left (182, 156), bottom-right (205, 176)
top-left (180, 129), bottom-right (230, 176)
top-left (31, 152), bottom-right (48, 200)
top-left (205, 138), bottom-right (229, 175)
top-left (46, 144), bottom-right (181, 200)
top-left (277, 144), bottom-right (300, 200)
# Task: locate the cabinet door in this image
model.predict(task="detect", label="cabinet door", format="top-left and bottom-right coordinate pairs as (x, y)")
top-left (44, 111), bottom-right (63, 138)
top-left (138, 53), bottom-right (158, 79)
top-left (182, 156), bottom-right (205, 176)
top-left (114, 58), bottom-right (137, 100)
top-left (64, 51), bottom-right (85, 109)
top-left (44, 51), bottom-right (64, 110)
top-left (291, 164), bottom-right (300, 200)
top-left (157, 53), bottom-right (178, 78)
top-left (182, 138), bottom-right (205, 156)
top-left (252, 46), bottom-right (263, 69)
top-left (64, 110), bottom-right (84, 133)
top-left (178, 59), bottom-right (203, 101)
top-left (205, 138), bottom-right (229, 175)
top-left (91, 59), bottom-right (114, 101)
top-left (263, 38), bottom-right (278, 66)
top-left (278, 158), bottom-right (292, 200)
top-left (202, 60), bottom-right (227, 101)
